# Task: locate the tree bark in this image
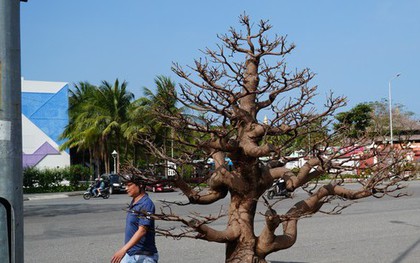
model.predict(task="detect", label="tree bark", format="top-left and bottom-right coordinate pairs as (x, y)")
top-left (224, 193), bottom-right (263, 263)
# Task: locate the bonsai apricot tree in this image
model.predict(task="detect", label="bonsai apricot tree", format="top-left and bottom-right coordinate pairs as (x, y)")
top-left (140, 14), bottom-right (408, 263)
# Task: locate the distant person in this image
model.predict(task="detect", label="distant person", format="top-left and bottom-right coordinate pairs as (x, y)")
top-left (92, 178), bottom-right (101, 196)
top-left (111, 174), bottom-right (158, 263)
top-left (89, 181), bottom-right (96, 196)
top-left (97, 178), bottom-right (106, 196)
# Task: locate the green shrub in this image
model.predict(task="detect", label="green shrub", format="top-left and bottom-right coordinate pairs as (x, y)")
top-left (23, 165), bottom-right (91, 193)
top-left (37, 168), bottom-right (62, 187)
top-left (63, 165), bottom-right (91, 186)
top-left (23, 167), bottom-right (40, 188)
top-left (180, 164), bottom-right (194, 178)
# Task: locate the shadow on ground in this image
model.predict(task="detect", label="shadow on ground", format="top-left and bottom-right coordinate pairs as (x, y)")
top-left (392, 237), bottom-right (420, 263)
top-left (24, 203), bottom-right (125, 217)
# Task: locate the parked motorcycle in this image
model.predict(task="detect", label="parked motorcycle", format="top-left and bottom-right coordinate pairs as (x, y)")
top-left (83, 186), bottom-right (110, 200)
top-left (266, 178), bottom-right (291, 199)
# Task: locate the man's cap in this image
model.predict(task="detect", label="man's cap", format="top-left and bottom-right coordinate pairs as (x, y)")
top-left (120, 173), bottom-right (145, 186)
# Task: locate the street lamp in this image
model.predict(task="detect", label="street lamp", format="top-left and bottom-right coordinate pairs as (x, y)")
top-left (111, 150), bottom-right (118, 174)
top-left (388, 73), bottom-right (401, 147)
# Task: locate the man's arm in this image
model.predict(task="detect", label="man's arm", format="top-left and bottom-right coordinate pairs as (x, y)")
top-left (111, 226), bottom-right (148, 263)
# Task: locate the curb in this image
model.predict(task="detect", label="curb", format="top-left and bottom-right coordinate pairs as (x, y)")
top-left (23, 191), bottom-right (84, 202)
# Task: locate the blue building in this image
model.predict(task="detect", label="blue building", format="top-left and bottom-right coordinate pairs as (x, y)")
top-left (21, 79), bottom-right (70, 168)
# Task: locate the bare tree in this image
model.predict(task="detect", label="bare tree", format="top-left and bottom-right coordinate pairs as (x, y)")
top-left (141, 14), bottom-right (408, 263)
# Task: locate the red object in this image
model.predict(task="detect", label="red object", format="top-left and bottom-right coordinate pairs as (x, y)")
top-left (145, 182), bottom-right (174, 192)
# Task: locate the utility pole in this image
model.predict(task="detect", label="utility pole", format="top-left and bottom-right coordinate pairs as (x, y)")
top-left (0, 0), bottom-right (25, 262)
top-left (388, 73), bottom-right (401, 147)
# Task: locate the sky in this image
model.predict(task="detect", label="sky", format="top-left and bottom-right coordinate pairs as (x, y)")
top-left (20, 0), bottom-right (420, 118)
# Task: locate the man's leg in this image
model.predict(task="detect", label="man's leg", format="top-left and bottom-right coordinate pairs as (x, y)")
top-left (138, 253), bottom-right (158, 263)
top-left (120, 254), bottom-right (137, 263)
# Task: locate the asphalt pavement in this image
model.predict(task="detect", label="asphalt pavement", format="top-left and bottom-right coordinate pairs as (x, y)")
top-left (23, 181), bottom-right (420, 263)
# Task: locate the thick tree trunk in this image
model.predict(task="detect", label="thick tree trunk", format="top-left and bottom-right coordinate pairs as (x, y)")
top-left (225, 194), bottom-right (267, 263)
top-left (226, 244), bottom-right (267, 263)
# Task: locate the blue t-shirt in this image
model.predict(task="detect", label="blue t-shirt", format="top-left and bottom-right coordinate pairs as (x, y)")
top-left (125, 194), bottom-right (157, 256)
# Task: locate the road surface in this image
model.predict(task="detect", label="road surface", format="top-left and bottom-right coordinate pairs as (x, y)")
top-left (24, 181), bottom-right (420, 262)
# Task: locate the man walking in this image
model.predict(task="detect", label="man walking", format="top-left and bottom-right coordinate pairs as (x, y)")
top-left (111, 174), bottom-right (158, 263)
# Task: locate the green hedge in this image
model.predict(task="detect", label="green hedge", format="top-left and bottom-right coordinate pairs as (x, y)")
top-left (23, 165), bottom-right (91, 193)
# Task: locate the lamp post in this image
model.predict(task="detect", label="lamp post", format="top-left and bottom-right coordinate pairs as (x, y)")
top-left (111, 150), bottom-right (118, 174)
top-left (388, 73), bottom-right (401, 147)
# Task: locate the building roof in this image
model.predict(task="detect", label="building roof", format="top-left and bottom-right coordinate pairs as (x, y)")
top-left (21, 78), bottom-right (68, 93)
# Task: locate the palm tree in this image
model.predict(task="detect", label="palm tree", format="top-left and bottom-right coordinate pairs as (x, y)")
top-left (143, 76), bottom-right (179, 157)
top-left (89, 79), bottom-right (134, 173)
top-left (60, 79), bottom-right (134, 176)
top-left (60, 82), bottom-right (99, 178)
top-left (144, 76), bottom-right (178, 113)
top-left (67, 81), bottom-right (97, 113)
top-left (122, 97), bottom-right (154, 165)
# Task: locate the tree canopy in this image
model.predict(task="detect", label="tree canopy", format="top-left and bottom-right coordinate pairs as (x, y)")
top-left (334, 103), bottom-right (373, 138)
